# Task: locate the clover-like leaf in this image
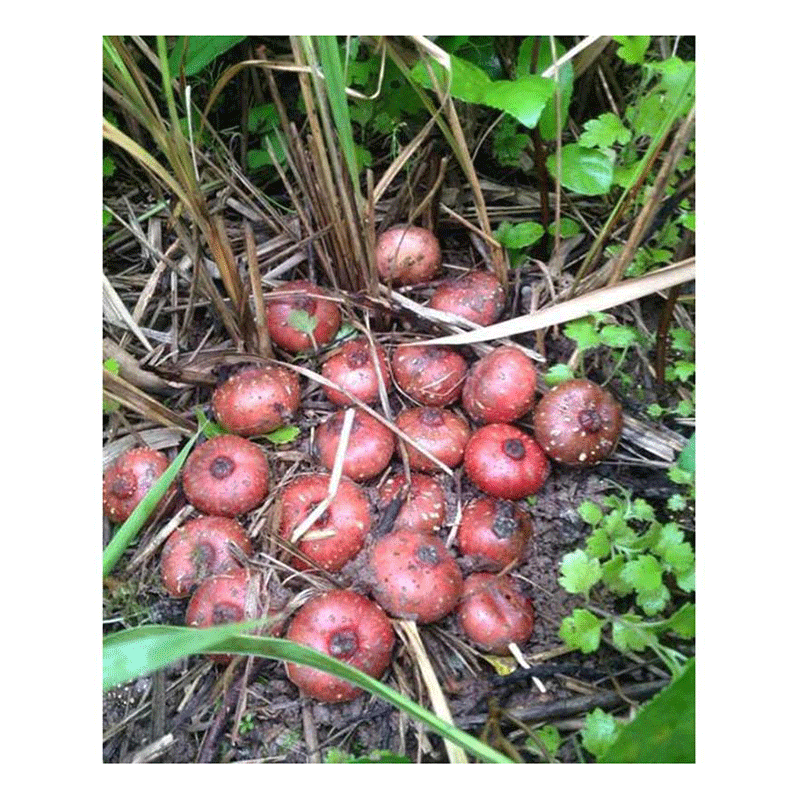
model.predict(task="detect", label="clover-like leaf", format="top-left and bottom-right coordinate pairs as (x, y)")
top-left (581, 708), bottom-right (621, 759)
top-left (579, 113), bottom-right (631, 148)
top-left (559, 608), bottom-right (604, 653)
top-left (559, 550), bottom-right (602, 597)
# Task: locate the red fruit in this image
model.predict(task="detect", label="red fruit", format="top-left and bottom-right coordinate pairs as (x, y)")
top-left (457, 573), bottom-right (535, 654)
top-left (314, 408), bottom-right (394, 482)
top-left (464, 424), bottom-right (549, 500)
top-left (182, 435), bottom-right (269, 517)
top-left (285, 590), bottom-right (395, 703)
top-left (375, 225), bottom-right (441, 285)
top-left (279, 473), bottom-right (371, 572)
top-left (378, 472), bottom-right (446, 535)
top-left (395, 407), bottom-right (470, 473)
top-left (457, 497), bottom-right (532, 570)
top-left (429, 270), bottom-right (506, 326)
top-left (391, 344), bottom-right (467, 407)
top-left (212, 365), bottom-right (300, 436)
top-left (161, 516), bottom-right (252, 598)
top-left (462, 346), bottom-right (538, 424)
top-left (533, 378), bottom-right (623, 465)
top-left (103, 447), bottom-right (170, 523)
top-left (185, 569), bottom-right (251, 663)
top-left (321, 338), bottom-right (390, 407)
top-left (369, 529), bottom-right (463, 623)
top-left (265, 280), bottom-right (341, 353)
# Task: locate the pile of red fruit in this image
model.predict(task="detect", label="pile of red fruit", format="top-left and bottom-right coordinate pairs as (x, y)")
top-left (103, 224), bottom-right (623, 704)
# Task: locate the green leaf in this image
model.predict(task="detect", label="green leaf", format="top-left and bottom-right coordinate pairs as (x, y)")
top-left (613, 36), bottom-right (651, 65)
top-left (168, 36), bottom-right (246, 77)
top-left (264, 425), bottom-right (300, 445)
top-left (247, 102), bottom-right (280, 134)
top-left (672, 360), bottom-right (695, 382)
top-left (103, 208), bottom-right (112, 228)
top-left (599, 324), bottom-right (638, 349)
top-left (585, 529), bottom-right (611, 559)
top-left (647, 403), bottom-right (665, 418)
top-left (543, 363), bottom-right (574, 386)
top-left (193, 407), bottom-right (225, 438)
top-left (547, 218), bottom-right (581, 238)
top-left (579, 113), bottom-right (631, 148)
top-left (547, 144), bottom-right (614, 195)
top-left (612, 615), bottom-right (657, 652)
top-left (600, 659), bottom-right (695, 763)
top-left (621, 555), bottom-right (663, 594)
top-left (103, 155), bottom-right (116, 178)
top-left (636, 584), bottom-right (670, 616)
top-left (559, 608), bottom-right (604, 653)
top-left (535, 39), bottom-right (574, 140)
top-left (630, 498), bottom-right (656, 522)
top-left (325, 749), bottom-right (412, 764)
top-left (602, 554), bottom-right (633, 595)
top-left (563, 317), bottom-right (601, 350)
top-left (410, 53), bottom-right (554, 128)
top-left (578, 500), bottom-right (603, 526)
top-left (494, 220), bottom-right (545, 250)
top-left (103, 359), bottom-right (120, 412)
top-left (666, 494), bottom-right (687, 512)
top-left (527, 724), bottom-right (561, 760)
top-left (103, 624), bottom-right (512, 764)
top-left (559, 550), bottom-right (602, 596)
top-left (664, 603), bottom-right (695, 638)
top-left (581, 708), bottom-right (621, 758)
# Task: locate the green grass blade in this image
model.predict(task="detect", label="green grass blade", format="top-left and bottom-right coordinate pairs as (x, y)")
top-left (103, 623), bottom-right (513, 764)
top-left (102, 429), bottom-right (201, 577)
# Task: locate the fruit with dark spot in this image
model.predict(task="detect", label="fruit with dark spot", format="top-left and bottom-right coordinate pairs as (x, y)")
top-left (391, 344), bottom-right (467, 406)
top-left (265, 280), bottom-right (341, 353)
top-left (279, 473), bottom-right (371, 571)
top-left (533, 378), bottom-right (623, 465)
top-left (313, 408), bottom-right (394, 482)
top-left (369, 529), bottom-right (463, 623)
top-left (457, 572), bottom-right (535, 654)
top-left (375, 225), bottom-right (441, 285)
top-left (185, 569), bottom-right (251, 663)
top-left (212, 365), bottom-right (300, 436)
top-left (429, 270), bottom-right (506, 326)
top-left (462, 346), bottom-right (538, 424)
top-left (182, 435), bottom-right (269, 516)
top-left (103, 447), bottom-right (170, 523)
top-left (161, 516), bottom-right (252, 597)
top-left (285, 590), bottom-right (395, 703)
top-left (321, 338), bottom-right (390, 407)
top-left (464, 423), bottom-right (549, 499)
top-left (456, 497), bottom-right (532, 570)
top-left (378, 472), bottom-right (446, 535)
top-left (395, 406), bottom-right (470, 473)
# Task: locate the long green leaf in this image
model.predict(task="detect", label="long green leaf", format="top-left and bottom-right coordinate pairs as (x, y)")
top-left (103, 623), bottom-right (513, 764)
top-left (102, 429), bottom-right (200, 577)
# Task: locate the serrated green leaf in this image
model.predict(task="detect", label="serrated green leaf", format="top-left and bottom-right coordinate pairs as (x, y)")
top-left (543, 363), bottom-right (574, 386)
top-left (578, 500), bottom-right (603, 526)
top-left (673, 360), bottom-right (695, 382)
top-left (613, 36), bottom-right (651, 65)
top-left (563, 317), bottom-right (601, 350)
top-left (621, 555), bottom-right (663, 594)
top-left (559, 550), bottom-right (602, 596)
top-left (667, 494), bottom-right (687, 512)
top-left (547, 144), bottom-right (613, 195)
top-left (581, 708), bottom-right (620, 759)
top-left (559, 608), bottom-right (604, 653)
top-left (630, 498), bottom-right (656, 522)
top-left (600, 659), bottom-right (694, 763)
top-left (599, 324), bottom-right (638, 348)
top-left (647, 403), bottom-right (665, 418)
top-left (675, 566), bottom-right (695, 593)
top-left (612, 615), bottom-right (656, 652)
top-left (579, 113), bottom-right (631, 148)
top-left (585, 529), bottom-right (611, 559)
top-left (636, 584), bottom-right (670, 616)
top-left (527, 724), bottom-right (561, 760)
top-left (264, 425), bottom-right (300, 445)
top-left (602, 554), bottom-right (633, 595)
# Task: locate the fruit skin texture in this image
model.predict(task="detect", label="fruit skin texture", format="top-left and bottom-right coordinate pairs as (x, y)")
top-left (378, 472), bottom-right (446, 535)
top-left (182, 435), bottom-right (270, 517)
top-left (429, 270), bottom-right (506, 326)
top-left (314, 408), bottom-right (394, 482)
top-left (369, 529), bottom-right (464, 623)
top-left (279, 473), bottom-right (371, 572)
top-left (103, 447), bottom-right (170, 523)
top-left (285, 590), bottom-right (395, 703)
top-left (462, 346), bottom-right (538, 424)
top-left (533, 378), bottom-right (623, 465)
top-left (161, 516), bottom-right (253, 597)
top-left (456, 497), bottom-right (532, 570)
top-left (375, 225), bottom-right (441, 285)
top-left (212, 365), bottom-right (300, 436)
top-left (395, 407), bottom-right (471, 473)
top-left (185, 569), bottom-right (251, 663)
top-left (464, 423), bottom-right (550, 500)
top-left (321, 338), bottom-right (390, 407)
top-left (457, 572), bottom-right (535, 654)
top-left (391, 344), bottom-right (467, 407)
top-left (265, 280), bottom-right (341, 353)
